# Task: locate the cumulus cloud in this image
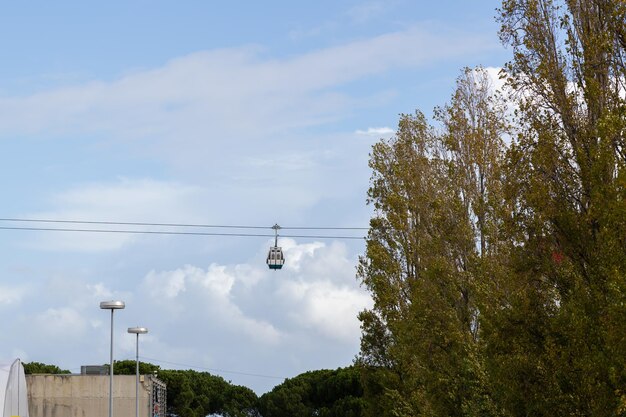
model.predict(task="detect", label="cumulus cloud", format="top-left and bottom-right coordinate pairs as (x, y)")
top-left (483, 66), bottom-right (507, 93)
top-left (144, 267), bottom-right (189, 299)
top-left (279, 279), bottom-right (371, 343)
top-left (135, 239), bottom-right (371, 385)
top-left (142, 263), bottom-right (283, 346)
top-left (1, 228), bottom-right (372, 392)
top-left (275, 240), bottom-right (372, 342)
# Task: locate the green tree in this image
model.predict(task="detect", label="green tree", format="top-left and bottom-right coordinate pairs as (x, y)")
top-left (223, 385), bottom-right (261, 417)
top-left (158, 370), bottom-right (196, 416)
top-left (112, 359), bottom-right (160, 376)
top-left (358, 67), bottom-right (508, 417)
top-left (357, 109), bottom-right (439, 417)
top-left (482, 0), bottom-right (626, 415)
top-left (23, 362), bottom-right (70, 374)
top-left (259, 367), bottom-right (364, 417)
top-left (22, 360), bottom-right (260, 416)
top-left (158, 369), bottom-right (259, 417)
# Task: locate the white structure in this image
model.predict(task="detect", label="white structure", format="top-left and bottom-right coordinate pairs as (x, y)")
top-left (0, 359), bottom-right (29, 417)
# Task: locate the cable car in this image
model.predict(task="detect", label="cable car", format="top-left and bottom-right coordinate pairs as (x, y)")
top-left (267, 224), bottom-right (285, 270)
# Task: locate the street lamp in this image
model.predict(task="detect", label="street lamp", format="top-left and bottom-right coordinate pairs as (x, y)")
top-left (100, 300), bottom-right (125, 417)
top-left (128, 326), bottom-right (148, 417)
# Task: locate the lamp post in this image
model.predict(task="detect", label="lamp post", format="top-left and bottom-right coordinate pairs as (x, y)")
top-left (128, 326), bottom-right (148, 417)
top-left (100, 300), bottom-right (125, 417)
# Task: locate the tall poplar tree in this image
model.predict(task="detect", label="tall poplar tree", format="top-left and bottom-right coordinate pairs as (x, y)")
top-left (358, 68), bottom-right (508, 417)
top-left (489, 0), bottom-right (626, 415)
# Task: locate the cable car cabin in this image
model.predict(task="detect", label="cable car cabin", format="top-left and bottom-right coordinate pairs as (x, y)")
top-left (267, 246), bottom-right (285, 270)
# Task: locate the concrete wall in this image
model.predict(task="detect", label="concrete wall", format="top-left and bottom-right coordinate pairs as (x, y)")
top-left (27, 374), bottom-right (160, 417)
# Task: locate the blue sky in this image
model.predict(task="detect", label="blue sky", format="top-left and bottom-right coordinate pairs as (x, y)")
top-left (0, 0), bottom-right (509, 393)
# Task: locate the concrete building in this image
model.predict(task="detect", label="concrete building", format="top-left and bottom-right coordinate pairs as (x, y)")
top-left (26, 374), bottom-right (166, 417)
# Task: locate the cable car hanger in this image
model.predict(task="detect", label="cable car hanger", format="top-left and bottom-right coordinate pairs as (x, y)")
top-left (266, 224), bottom-right (285, 270)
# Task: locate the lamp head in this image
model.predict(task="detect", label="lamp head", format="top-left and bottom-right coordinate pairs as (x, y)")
top-left (100, 300), bottom-right (126, 310)
top-left (128, 327), bottom-right (148, 334)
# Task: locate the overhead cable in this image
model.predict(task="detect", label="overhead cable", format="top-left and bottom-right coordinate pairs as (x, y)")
top-left (139, 356), bottom-right (286, 380)
top-left (0, 226), bottom-right (365, 240)
top-left (0, 217), bottom-right (368, 231)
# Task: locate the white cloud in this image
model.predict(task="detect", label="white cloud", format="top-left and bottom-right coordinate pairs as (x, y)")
top-left (138, 239), bottom-right (372, 352)
top-left (86, 283), bottom-right (113, 300)
top-left (142, 263), bottom-right (283, 346)
top-left (484, 66), bottom-right (507, 93)
top-left (0, 285), bottom-right (27, 305)
top-left (33, 307), bottom-right (88, 338)
top-left (0, 27), bottom-right (496, 154)
top-left (280, 240), bottom-right (325, 272)
top-left (0, 22), bottom-right (497, 392)
top-left (20, 178), bottom-right (206, 252)
top-left (277, 240), bottom-right (372, 342)
top-left (2, 28), bottom-right (498, 248)
top-left (0, 237), bottom-right (372, 393)
top-left (355, 126), bottom-right (395, 136)
top-left (279, 279), bottom-right (371, 343)
top-left (144, 267), bottom-right (189, 299)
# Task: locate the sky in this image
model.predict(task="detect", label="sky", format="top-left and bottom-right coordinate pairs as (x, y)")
top-left (0, 0), bottom-right (510, 394)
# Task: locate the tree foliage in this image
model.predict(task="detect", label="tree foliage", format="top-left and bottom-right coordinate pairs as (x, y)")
top-left (358, 1), bottom-right (626, 416)
top-left (156, 369), bottom-right (259, 417)
top-left (358, 68), bottom-right (507, 417)
top-left (23, 362), bottom-right (70, 374)
top-left (488, 0), bottom-right (626, 415)
top-left (23, 360), bottom-right (364, 417)
top-left (114, 361), bottom-right (259, 417)
top-left (113, 359), bottom-right (160, 376)
top-left (259, 367), bottom-right (364, 417)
